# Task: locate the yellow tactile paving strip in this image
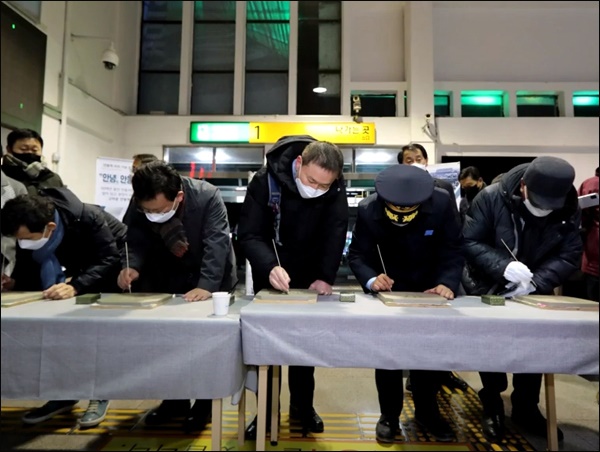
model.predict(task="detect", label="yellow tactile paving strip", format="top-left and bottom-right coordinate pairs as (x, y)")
top-left (1, 386), bottom-right (535, 451)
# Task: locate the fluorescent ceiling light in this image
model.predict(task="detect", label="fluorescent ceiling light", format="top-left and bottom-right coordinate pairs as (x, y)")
top-left (313, 87), bottom-right (327, 94)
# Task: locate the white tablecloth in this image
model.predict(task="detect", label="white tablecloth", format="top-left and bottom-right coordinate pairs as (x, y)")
top-left (1, 297), bottom-right (249, 400)
top-left (240, 295), bottom-right (599, 375)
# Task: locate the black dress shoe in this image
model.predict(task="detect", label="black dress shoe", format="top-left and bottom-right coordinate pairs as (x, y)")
top-left (289, 405), bottom-right (324, 433)
top-left (511, 407), bottom-right (564, 441)
top-left (182, 401), bottom-right (211, 433)
top-left (481, 414), bottom-right (505, 443)
top-left (245, 417), bottom-right (258, 440)
top-left (145, 400), bottom-right (190, 426)
top-left (415, 413), bottom-right (455, 442)
top-left (245, 416), bottom-right (271, 440)
top-left (375, 415), bottom-right (400, 444)
top-left (442, 372), bottom-right (469, 391)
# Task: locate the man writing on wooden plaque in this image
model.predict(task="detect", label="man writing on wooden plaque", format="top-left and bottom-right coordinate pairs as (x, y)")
top-left (348, 164), bottom-right (464, 444)
top-left (462, 156), bottom-right (581, 443)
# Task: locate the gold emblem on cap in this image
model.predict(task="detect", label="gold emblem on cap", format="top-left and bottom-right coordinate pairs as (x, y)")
top-left (402, 211), bottom-right (418, 223)
top-left (384, 205), bottom-right (419, 224)
top-left (384, 207), bottom-right (399, 222)
top-left (385, 202), bottom-right (419, 213)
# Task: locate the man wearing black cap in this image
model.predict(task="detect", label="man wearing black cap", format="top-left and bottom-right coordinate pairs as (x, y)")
top-left (462, 156), bottom-right (582, 443)
top-left (348, 164), bottom-right (464, 443)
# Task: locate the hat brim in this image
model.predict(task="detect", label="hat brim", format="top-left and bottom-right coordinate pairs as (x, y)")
top-left (527, 190), bottom-right (566, 210)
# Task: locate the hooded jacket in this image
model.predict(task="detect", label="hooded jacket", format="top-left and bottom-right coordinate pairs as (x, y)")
top-left (237, 135), bottom-right (349, 293)
top-left (462, 163), bottom-right (582, 295)
top-left (12, 187), bottom-right (124, 294)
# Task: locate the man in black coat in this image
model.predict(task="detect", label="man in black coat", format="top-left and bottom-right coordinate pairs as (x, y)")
top-left (458, 166), bottom-right (487, 226)
top-left (118, 161), bottom-right (237, 432)
top-left (462, 156), bottom-right (582, 443)
top-left (238, 136), bottom-right (349, 437)
top-left (1, 187), bottom-right (125, 428)
top-left (1, 128), bottom-right (64, 195)
top-left (2, 188), bottom-right (123, 296)
top-left (347, 164), bottom-right (464, 444)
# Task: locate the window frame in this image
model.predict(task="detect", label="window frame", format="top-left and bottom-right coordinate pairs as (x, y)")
top-left (137, 1), bottom-right (184, 114)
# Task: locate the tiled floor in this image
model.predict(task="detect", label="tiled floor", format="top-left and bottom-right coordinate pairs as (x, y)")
top-left (1, 369), bottom-right (598, 451)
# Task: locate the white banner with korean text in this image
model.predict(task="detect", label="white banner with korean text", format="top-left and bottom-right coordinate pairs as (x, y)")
top-left (94, 157), bottom-right (133, 221)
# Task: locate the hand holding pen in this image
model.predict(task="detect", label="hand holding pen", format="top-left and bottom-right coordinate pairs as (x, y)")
top-left (269, 239), bottom-right (290, 293)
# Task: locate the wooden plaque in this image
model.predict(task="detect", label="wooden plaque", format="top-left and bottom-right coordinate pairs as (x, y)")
top-left (95, 293), bottom-right (173, 309)
top-left (1, 292), bottom-right (45, 308)
top-left (514, 295), bottom-right (599, 311)
top-left (254, 289), bottom-right (318, 304)
top-left (377, 291), bottom-right (450, 307)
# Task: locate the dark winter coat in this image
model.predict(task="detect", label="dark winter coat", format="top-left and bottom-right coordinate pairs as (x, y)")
top-left (237, 136), bottom-right (349, 293)
top-left (462, 163), bottom-right (582, 295)
top-left (348, 188), bottom-right (464, 294)
top-left (124, 177), bottom-right (237, 294)
top-left (13, 187), bottom-right (124, 294)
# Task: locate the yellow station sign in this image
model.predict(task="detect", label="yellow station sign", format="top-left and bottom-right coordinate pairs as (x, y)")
top-left (189, 121), bottom-right (376, 145)
top-left (248, 122), bottom-right (376, 145)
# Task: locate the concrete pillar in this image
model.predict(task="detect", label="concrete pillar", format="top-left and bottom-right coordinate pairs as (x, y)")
top-left (404, 1), bottom-right (435, 159)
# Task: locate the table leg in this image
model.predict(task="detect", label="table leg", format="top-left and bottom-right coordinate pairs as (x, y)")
top-left (256, 365), bottom-right (269, 451)
top-left (271, 365), bottom-right (280, 445)
top-left (238, 389), bottom-right (246, 447)
top-left (211, 398), bottom-right (222, 452)
top-left (544, 373), bottom-right (558, 451)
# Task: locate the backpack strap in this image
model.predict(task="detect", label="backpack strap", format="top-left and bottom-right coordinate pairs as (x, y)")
top-left (267, 172), bottom-right (282, 246)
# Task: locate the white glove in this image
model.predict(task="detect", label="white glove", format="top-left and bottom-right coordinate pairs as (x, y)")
top-left (503, 281), bottom-right (536, 298)
top-left (503, 261), bottom-right (533, 285)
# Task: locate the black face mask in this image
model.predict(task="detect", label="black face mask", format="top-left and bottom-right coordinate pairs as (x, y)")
top-left (462, 185), bottom-right (481, 202)
top-left (13, 153), bottom-right (42, 166)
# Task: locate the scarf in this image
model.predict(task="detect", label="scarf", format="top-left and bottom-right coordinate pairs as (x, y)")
top-left (150, 202), bottom-right (189, 258)
top-left (31, 211), bottom-right (66, 289)
top-left (1, 181), bottom-right (16, 207)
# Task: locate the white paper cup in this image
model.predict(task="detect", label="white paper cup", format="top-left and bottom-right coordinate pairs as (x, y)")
top-left (212, 292), bottom-right (230, 316)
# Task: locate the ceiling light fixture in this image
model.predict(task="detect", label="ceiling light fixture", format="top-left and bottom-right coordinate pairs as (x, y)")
top-left (313, 87), bottom-right (327, 94)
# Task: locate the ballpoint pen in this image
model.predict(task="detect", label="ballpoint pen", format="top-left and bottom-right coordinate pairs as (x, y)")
top-left (377, 244), bottom-right (392, 292)
top-left (272, 238), bottom-right (288, 294)
top-left (125, 242), bottom-right (132, 293)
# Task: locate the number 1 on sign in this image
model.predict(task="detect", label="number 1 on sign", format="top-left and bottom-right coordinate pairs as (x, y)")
top-left (254, 125), bottom-right (260, 139)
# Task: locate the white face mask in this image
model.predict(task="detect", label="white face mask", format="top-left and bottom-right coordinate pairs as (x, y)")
top-left (18, 227), bottom-right (50, 250)
top-left (524, 199), bottom-right (552, 217)
top-left (410, 163), bottom-right (427, 171)
top-left (145, 200), bottom-right (179, 223)
top-left (295, 178), bottom-right (328, 199)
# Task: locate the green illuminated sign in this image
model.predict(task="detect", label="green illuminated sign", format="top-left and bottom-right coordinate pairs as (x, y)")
top-left (434, 95), bottom-right (449, 107)
top-left (461, 90), bottom-right (504, 106)
top-left (462, 95), bottom-right (503, 106)
top-left (190, 122), bottom-right (250, 143)
top-left (573, 94), bottom-right (599, 107)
